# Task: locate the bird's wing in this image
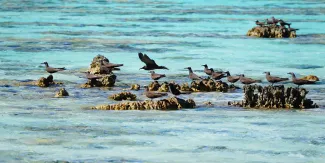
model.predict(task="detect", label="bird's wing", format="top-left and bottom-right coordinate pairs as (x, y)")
top-left (138, 53), bottom-right (158, 66)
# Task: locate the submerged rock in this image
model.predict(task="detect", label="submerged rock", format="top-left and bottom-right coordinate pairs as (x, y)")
top-left (228, 85), bottom-right (318, 109)
top-left (301, 75), bottom-right (320, 81)
top-left (130, 84), bottom-right (140, 91)
top-left (92, 97), bottom-right (196, 111)
top-left (54, 88), bottom-right (69, 98)
top-left (109, 92), bottom-right (137, 101)
top-left (247, 25), bottom-right (296, 38)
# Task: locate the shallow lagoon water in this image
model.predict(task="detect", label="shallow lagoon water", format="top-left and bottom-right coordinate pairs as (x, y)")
top-left (1, 0), bottom-right (325, 162)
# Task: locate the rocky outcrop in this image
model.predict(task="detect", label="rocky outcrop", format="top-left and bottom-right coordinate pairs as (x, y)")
top-left (92, 97), bottom-right (196, 111)
top-left (54, 88), bottom-right (69, 98)
top-left (301, 75), bottom-right (319, 81)
top-left (109, 92), bottom-right (137, 101)
top-left (80, 74), bottom-right (116, 88)
top-left (228, 85), bottom-right (318, 109)
top-left (89, 54), bottom-right (110, 74)
top-left (147, 80), bottom-right (230, 93)
top-left (18, 75), bottom-right (63, 87)
top-left (130, 84), bottom-right (140, 91)
top-left (247, 25), bottom-right (296, 38)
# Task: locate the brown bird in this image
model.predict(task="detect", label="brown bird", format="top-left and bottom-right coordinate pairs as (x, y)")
top-left (239, 74), bottom-right (262, 85)
top-left (85, 71), bottom-right (102, 83)
top-left (287, 72), bottom-right (316, 88)
top-left (271, 16), bottom-right (279, 24)
top-left (255, 20), bottom-right (265, 27)
top-left (225, 71), bottom-right (240, 84)
top-left (202, 64), bottom-right (213, 75)
top-left (185, 67), bottom-right (203, 80)
top-left (150, 71), bottom-right (166, 81)
top-left (41, 62), bottom-right (66, 74)
top-left (210, 69), bottom-right (225, 81)
top-left (168, 83), bottom-right (191, 96)
top-left (101, 60), bottom-right (123, 68)
top-left (264, 72), bottom-right (288, 85)
top-left (138, 52), bottom-right (168, 70)
top-left (288, 28), bottom-right (299, 32)
top-left (278, 19), bottom-right (291, 27)
top-left (144, 86), bottom-right (167, 99)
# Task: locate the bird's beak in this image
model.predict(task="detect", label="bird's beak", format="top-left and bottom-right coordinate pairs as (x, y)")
top-left (40, 63), bottom-right (44, 64)
top-left (287, 73), bottom-right (291, 74)
top-left (184, 68), bottom-right (188, 69)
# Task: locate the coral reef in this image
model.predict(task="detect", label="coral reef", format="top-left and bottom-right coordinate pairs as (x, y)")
top-left (109, 92), bottom-right (137, 101)
top-left (228, 85), bottom-right (318, 109)
top-left (92, 97), bottom-right (196, 111)
top-left (247, 25), bottom-right (296, 38)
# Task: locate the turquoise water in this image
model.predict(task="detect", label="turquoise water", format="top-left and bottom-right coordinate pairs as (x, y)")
top-left (1, 0), bottom-right (325, 162)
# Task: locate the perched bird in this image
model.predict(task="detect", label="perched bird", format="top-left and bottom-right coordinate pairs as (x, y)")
top-left (278, 19), bottom-right (291, 27)
top-left (264, 72), bottom-right (288, 85)
top-left (288, 28), bottom-right (299, 32)
top-left (168, 83), bottom-right (191, 96)
top-left (271, 16), bottom-right (279, 24)
top-left (202, 64), bottom-right (213, 75)
top-left (41, 62), bottom-right (66, 74)
top-left (185, 67), bottom-right (203, 80)
top-left (266, 19), bottom-right (275, 25)
top-left (287, 72), bottom-right (316, 88)
top-left (150, 71), bottom-right (166, 81)
top-left (138, 52), bottom-right (168, 70)
top-left (144, 86), bottom-right (167, 100)
top-left (239, 74), bottom-right (262, 85)
top-left (225, 71), bottom-right (240, 84)
top-left (255, 20), bottom-right (265, 27)
top-left (101, 60), bottom-right (123, 68)
top-left (85, 71), bottom-right (102, 83)
top-left (210, 69), bottom-right (225, 81)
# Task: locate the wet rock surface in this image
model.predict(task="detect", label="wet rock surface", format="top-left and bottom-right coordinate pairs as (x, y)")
top-left (247, 25), bottom-right (296, 38)
top-left (54, 88), bottom-right (69, 98)
top-left (301, 75), bottom-right (320, 81)
top-left (228, 85), bottom-right (318, 109)
top-left (92, 97), bottom-right (196, 111)
top-left (109, 92), bottom-right (137, 101)
top-left (80, 74), bottom-right (116, 88)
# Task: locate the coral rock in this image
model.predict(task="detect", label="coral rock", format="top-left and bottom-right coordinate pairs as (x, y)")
top-left (81, 74), bottom-right (116, 88)
top-left (92, 97), bottom-right (196, 111)
top-left (247, 25), bottom-right (296, 38)
top-left (55, 88), bottom-right (69, 98)
top-left (130, 84), bottom-right (140, 91)
top-left (37, 77), bottom-right (50, 87)
top-left (301, 75), bottom-right (319, 81)
top-left (148, 81), bottom-right (160, 91)
top-left (89, 55), bottom-right (110, 74)
top-left (109, 92), bottom-right (137, 101)
top-left (158, 82), bottom-right (169, 92)
top-left (228, 85), bottom-right (318, 109)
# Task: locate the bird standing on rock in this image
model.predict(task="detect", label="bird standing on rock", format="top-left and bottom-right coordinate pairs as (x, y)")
top-left (144, 86), bottom-right (167, 100)
top-left (239, 74), bottom-right (262, 85)
top-left (278, 19), bottom-right (291, 28)
top-left (138, 52), bottom-right (168, 70)
top-left (168, 83), bottom-right (191, 96)
top-left (202, 64), bottom-right (213, 75)
top-left (41, 62), bottom-right (66, 74)
top-left (101, 60), bottom-right (124, 68)
top-left (210, 69), bottom-right (225, 81)
top-left (287, 72), bottom-right (316, 88)
top-left (150, 71), bottom-right (166, 81)
top-left (185, 67), bottom-right (203, 80)
top-left (255, 20), bottom-right (265, 27)
top-left (264, 72), bottom-right (288, 86)
top-left (225, 71), bottom-right (240, 84)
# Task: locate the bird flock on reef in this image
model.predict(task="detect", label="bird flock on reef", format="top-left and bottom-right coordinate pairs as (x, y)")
top-left (41, 51), bottom-right (317, 99)
top-left (255, 16), bottom-right (299, 32)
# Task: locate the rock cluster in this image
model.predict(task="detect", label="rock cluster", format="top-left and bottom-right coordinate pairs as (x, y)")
top-left (228, 85), bottom-right (318, 109)
top-left (54, 88), bottom-right (69, 98)
top-left (80, 75), bottom-right (116, 88)
top-left (17, 75), bottom-right (63, 87)
top-left (109, 92), bottom-right (137, 101)
top-left (148, 79), bottom-right (230, 93)
top-left (92, 97), bottom-right (196, 111)
top-left (247, 25), bottom-right (296, 38)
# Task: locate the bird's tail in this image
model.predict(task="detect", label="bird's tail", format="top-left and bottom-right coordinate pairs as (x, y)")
top-left (58, 67), bottom-right (66, 70)
top-left (280, 78), bottom-right (289, 81)
top-left (255, 80), bottom-right (262, 83)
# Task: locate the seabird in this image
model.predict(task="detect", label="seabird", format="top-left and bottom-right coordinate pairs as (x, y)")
top-left (202, 64), bottom-right (213, 75)
top-left (264, 72), bottom-right (288, 85)
top-left (138, 52), bottom-right (168, 70)
top-left (239, 74), bottom-right (262, 85)
top-left (168, 83), bottom-right (191, 96)
top-left (255, 20), bottom-right (265, 27)
top-left (288, 28), bottom-right (299, 32)
top-left (150, 71), bottom-right (166, 81)
top-left (225, 71), bottom-right (240, 84)
top-left (271, 16), bottom-right (279, 24)
top-left (144, 86), bottom-right (167, 99)
top-left (266, 19), bottom-right (274, 25)
top-left (41, 62), bottom-right (66, 74)
top-left (210, 69), bottom-right (225, 81)
top-left (287, 72), bottom-right (316, 88)
top-left (185, 67), bottom-right (203, 80)
top-left (85, 71), bottom-right (102, 83)
top-left (101, 60), bottom-right (123, 68)
top-left (278, 19), bottom-right (291, 27)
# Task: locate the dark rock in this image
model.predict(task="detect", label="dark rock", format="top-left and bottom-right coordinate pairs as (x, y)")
top-left (109, 92), bottom-right (137, 101)
top-left (148, 81), bottom-right (161, 91)
top-left (228, 85), bottom-right (318, 109)
top-left (247, 25), bottom-right (296, 38)
top-left (55, 88), bottom-right (69, 98)
top-left (92, 97), bottom-right (196, 111)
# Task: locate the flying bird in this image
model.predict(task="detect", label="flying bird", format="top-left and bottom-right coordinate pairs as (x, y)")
top-left (138, 52), bottom-right (168, 70)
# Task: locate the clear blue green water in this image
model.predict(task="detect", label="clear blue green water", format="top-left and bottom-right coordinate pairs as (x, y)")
top-left (1, 0), bottom-right (325, 162)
